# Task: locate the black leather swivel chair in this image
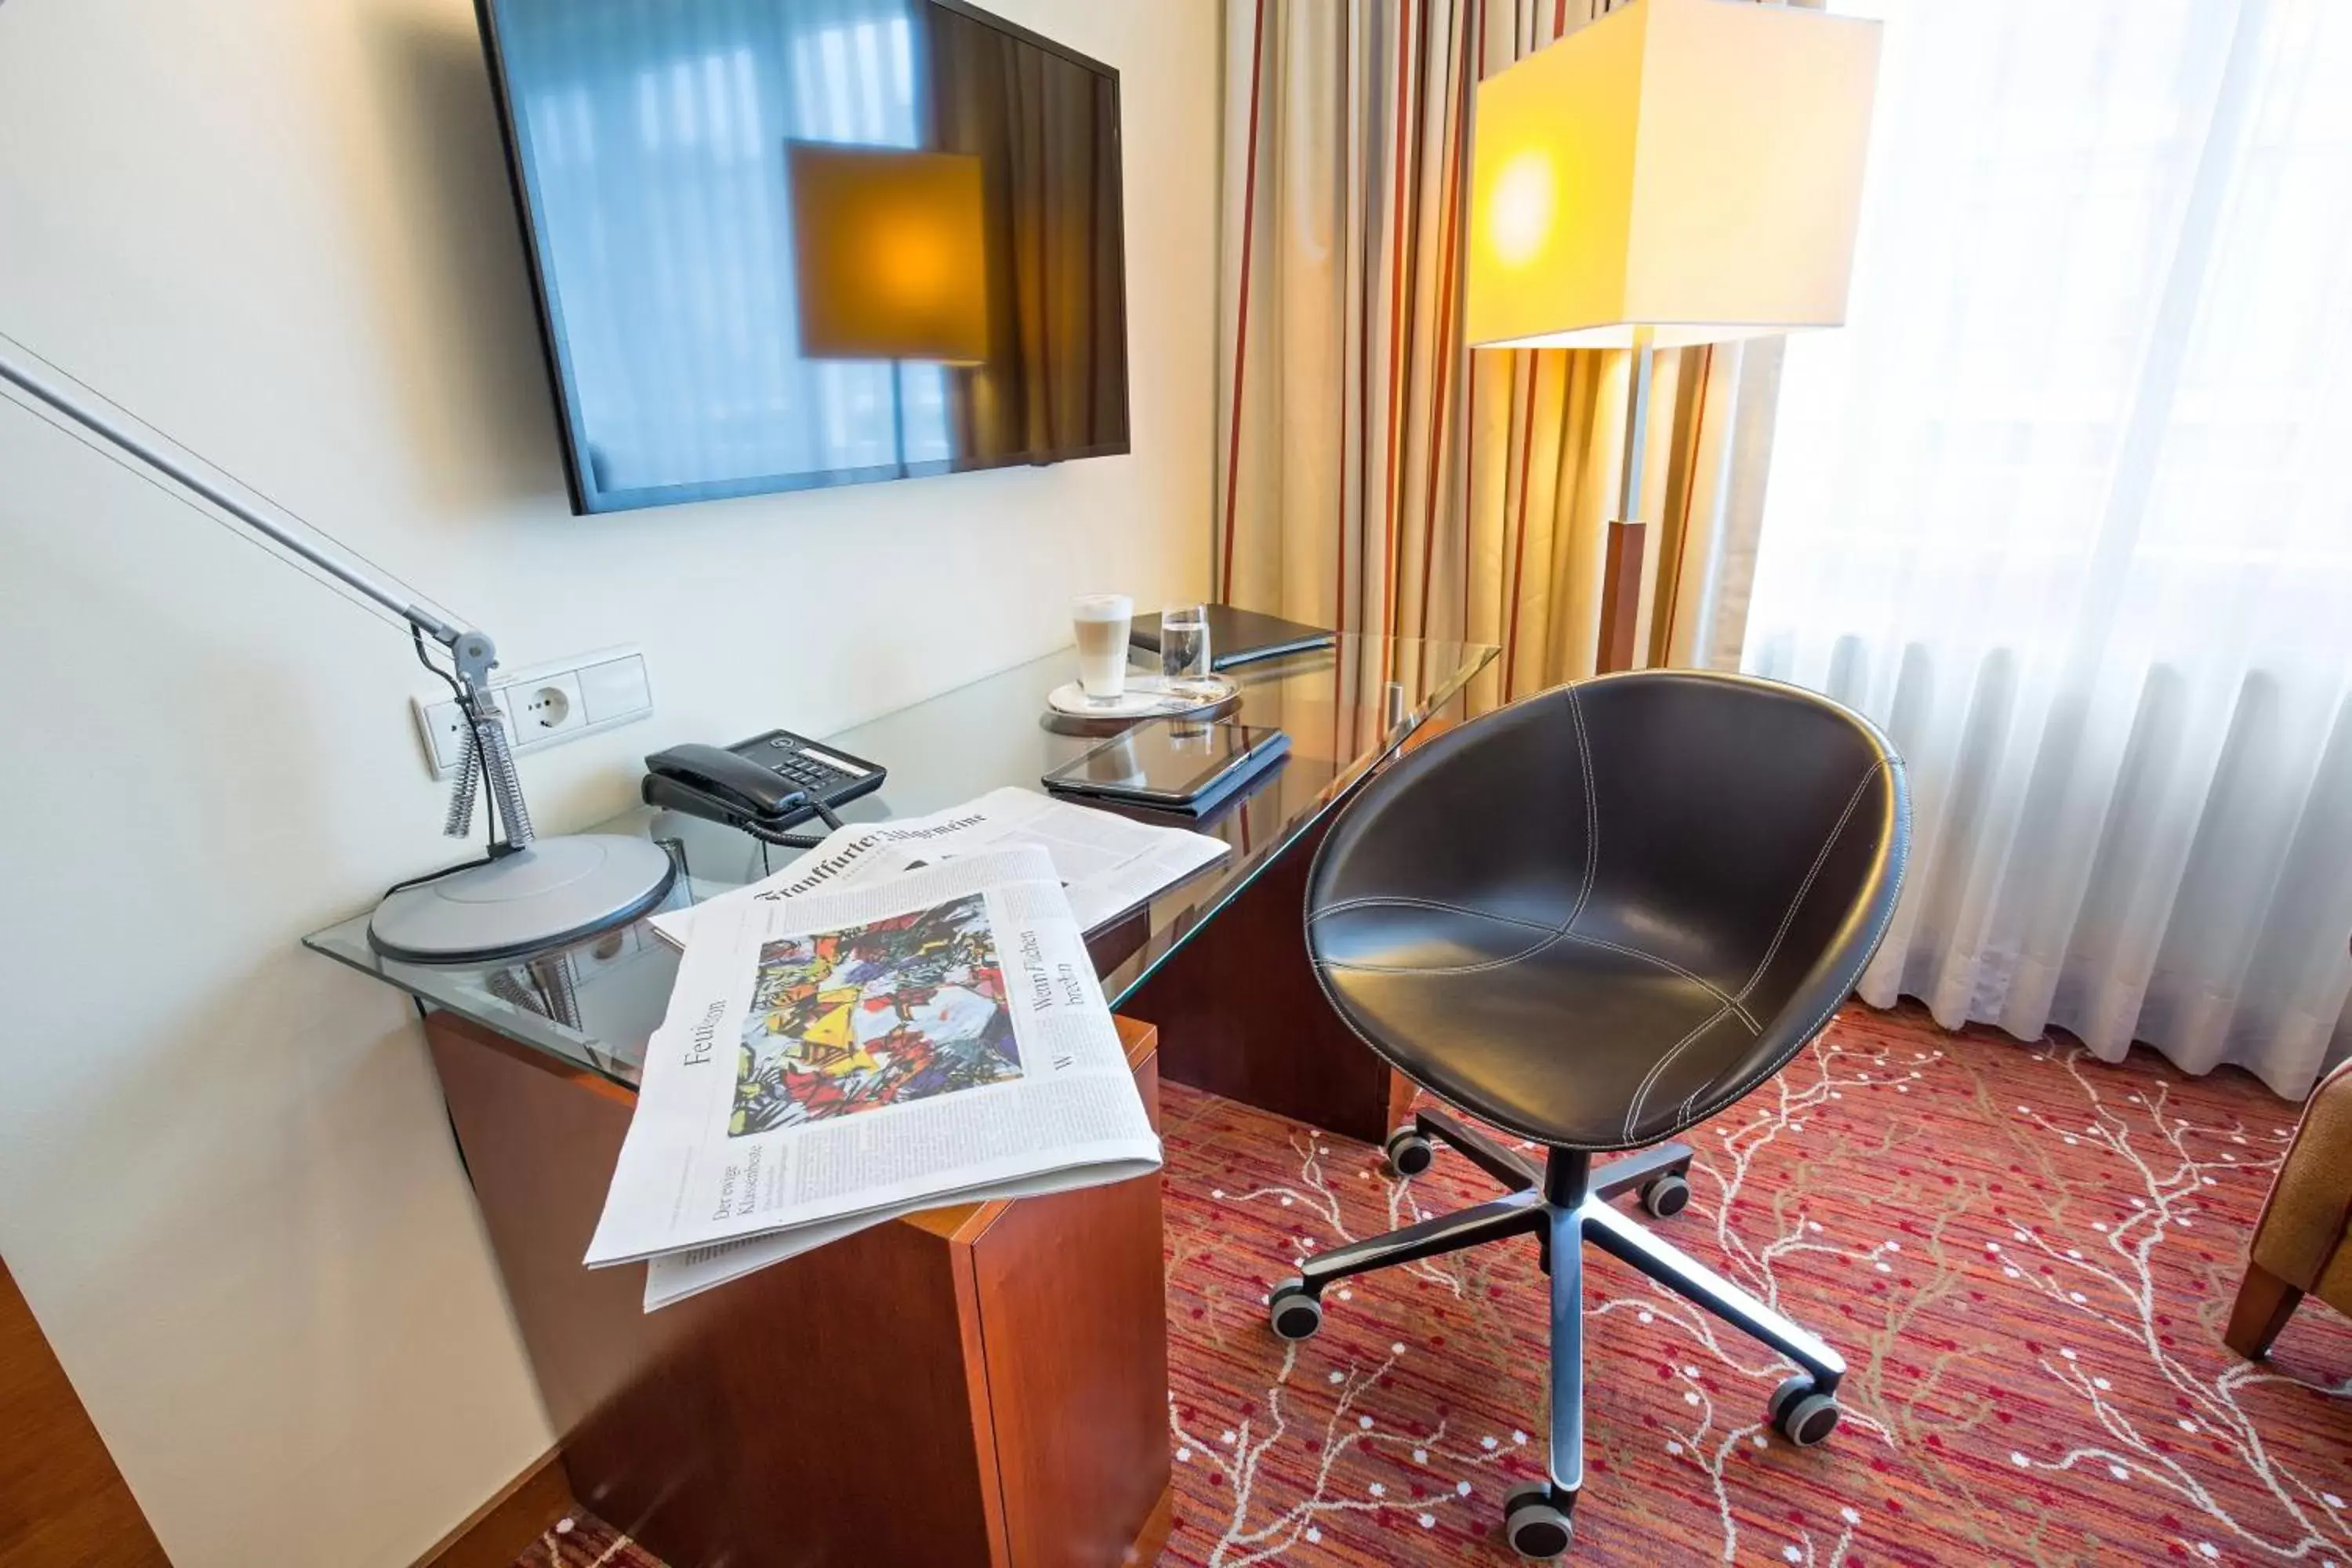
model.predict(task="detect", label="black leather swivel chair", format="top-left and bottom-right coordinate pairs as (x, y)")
top-left (1271, 670), bottom-right (1910, 1559)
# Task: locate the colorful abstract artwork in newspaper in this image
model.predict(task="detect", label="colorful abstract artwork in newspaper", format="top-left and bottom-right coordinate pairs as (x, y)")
top-left (731, 893), bottom-right (1019, 1134)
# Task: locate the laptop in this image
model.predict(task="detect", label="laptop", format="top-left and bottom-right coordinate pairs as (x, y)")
top-left (1129, 604), bottom-right (1337, 671)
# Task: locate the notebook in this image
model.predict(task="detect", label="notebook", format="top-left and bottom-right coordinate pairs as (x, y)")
top-left (1129, 604), bottom-right (1337, 670)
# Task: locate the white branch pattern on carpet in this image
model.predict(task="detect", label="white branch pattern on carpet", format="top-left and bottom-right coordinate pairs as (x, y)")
top-left (1996, 1047), bottom-right (2351, 1563)
top-left (1163, 1017), bottom-right (2352, 1565)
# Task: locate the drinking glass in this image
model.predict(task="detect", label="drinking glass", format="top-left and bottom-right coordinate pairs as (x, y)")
top-left (1159, 603), bottom-right (1214, 692)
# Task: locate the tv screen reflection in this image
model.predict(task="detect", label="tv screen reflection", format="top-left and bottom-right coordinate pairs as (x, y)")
top-left (481, 0), bottom-right (1131, 513)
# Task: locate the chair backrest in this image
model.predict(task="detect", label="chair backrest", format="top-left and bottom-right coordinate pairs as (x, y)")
top-left (1310, 670), bottom-right (1910, 1104)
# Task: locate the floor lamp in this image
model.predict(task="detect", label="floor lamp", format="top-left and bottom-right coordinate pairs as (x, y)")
top-left (1464, 0), bottom-right (1881, 673)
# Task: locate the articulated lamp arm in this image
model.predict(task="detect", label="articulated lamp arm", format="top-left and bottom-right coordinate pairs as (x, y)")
top-left (2, 335), bottom-right (678, 962)
top-left (0, 342), bottom-right (532, 847)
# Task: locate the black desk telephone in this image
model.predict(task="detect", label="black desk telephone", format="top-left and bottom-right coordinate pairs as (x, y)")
top-left (641, 729), bottom-right (887, 846)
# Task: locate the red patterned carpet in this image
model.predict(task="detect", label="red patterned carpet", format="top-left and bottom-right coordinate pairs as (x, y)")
top-left (513, 1005), bottom-right (2352, 1566)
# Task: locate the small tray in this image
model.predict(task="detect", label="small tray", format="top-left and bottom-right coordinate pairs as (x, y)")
top-left (1042, 673), bottom-right (1242, 736)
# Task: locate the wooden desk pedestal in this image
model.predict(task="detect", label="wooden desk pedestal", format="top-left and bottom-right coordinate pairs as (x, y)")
top-left (426, 1012), bottom-right (1172, 1568)
top-left (1126, 811), bottom-right (1412, 1148)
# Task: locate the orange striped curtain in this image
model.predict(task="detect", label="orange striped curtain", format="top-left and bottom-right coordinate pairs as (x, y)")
top-left (1213, 0), bottom-right (1779, 712)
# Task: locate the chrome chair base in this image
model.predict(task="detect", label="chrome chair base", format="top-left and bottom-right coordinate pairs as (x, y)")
top-left (1266, 1111), bottom-right (1846, 1559)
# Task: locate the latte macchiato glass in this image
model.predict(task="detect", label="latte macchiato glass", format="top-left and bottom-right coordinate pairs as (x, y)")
top-left (1072, 593), bottom-right (1134, 701)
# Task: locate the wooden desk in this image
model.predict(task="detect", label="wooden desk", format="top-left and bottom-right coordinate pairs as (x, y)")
top-left (426, 1011), bottom-right (1171, 1568)
top-left (300, 637), bottom-right (1497, 1563)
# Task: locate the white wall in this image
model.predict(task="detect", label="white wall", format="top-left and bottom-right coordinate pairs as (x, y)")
top-left (0, 0), bottom-right (1219, 1560)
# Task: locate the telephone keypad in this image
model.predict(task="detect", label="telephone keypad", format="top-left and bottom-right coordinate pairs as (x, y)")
top-left (736, 729), bottom-right (886, 815)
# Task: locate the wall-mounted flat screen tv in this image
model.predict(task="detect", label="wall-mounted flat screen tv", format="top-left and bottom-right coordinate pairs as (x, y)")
top-left (476, 0), bottom-right (1130, 514)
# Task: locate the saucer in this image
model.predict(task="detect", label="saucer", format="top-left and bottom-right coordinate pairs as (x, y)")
top-left (1044, 673), bottom-right (1241, 735)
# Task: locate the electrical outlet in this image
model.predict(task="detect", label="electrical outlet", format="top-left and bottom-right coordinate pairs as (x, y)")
top-left (414, 696), bottom-right (474, 777)
top-left (411, 647), bottom-right (655, 779)
top-left (508, 670), bottom-right (586, 744)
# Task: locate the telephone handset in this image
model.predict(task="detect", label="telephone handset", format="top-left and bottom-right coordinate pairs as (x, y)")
top-left (641, 729), bottom-right (887, 846)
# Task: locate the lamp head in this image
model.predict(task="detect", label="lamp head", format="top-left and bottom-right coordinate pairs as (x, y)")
top-left (1465, 0), bottom-right (1882, 352)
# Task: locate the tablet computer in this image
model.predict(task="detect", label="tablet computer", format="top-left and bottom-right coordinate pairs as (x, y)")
top-left (1041, 719), bottom-right (1290, 814)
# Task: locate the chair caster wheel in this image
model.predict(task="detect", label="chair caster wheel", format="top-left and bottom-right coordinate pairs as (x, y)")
top-left (1385, 1125), bottom-right (1434, 1178)
top-left (1639, 1172), bottom-right (1691, 1218)
top-left (1269, 1279), bottom-right (1324, 1341)
top-left (1503, 1481), bottom-right (1574, 1559)
top-left (1769, 1374), bottom-right (1840, 1446)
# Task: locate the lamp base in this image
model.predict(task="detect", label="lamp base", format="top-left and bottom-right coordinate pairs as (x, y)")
top-left (367, 833), bottom-right (677, 966)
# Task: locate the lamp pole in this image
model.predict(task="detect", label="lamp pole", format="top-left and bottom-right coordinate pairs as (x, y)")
top-left (1597, 325), bottom-right (1655, 675)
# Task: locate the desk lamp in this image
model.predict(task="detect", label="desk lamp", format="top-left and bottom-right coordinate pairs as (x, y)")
top-left (0, 344), bottom-right (677, 964)
top-left (1465, 0), bottom-right (1880, 670)
top-left (787, 142), bottom-right (990, 474)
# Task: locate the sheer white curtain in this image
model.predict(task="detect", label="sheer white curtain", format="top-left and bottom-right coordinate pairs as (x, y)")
top-left (1744, 0), bottom-right (2352, 1098)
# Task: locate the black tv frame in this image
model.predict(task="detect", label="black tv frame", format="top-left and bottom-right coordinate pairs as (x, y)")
top-left (473, 0), bottom-right (1131, 516)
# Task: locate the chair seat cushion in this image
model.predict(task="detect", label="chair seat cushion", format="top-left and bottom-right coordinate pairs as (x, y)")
top-left (1303, 672), bottom-right (1910, 1153)
top-left (1311, 900), bottom-right (1762, 1149)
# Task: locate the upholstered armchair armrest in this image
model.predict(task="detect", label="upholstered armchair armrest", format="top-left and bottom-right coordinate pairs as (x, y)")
top-left (2248, 1058), bottom-right (2352, 1293)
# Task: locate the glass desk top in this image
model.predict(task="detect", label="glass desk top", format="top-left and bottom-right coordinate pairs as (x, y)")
top-left (305, 633), bottom-right (1497, 1091)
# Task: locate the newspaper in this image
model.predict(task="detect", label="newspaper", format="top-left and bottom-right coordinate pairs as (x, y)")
top-left (650, 785), bottom-right (1228, 948)
top-left (587, 845), bottom-right (1160, 1309)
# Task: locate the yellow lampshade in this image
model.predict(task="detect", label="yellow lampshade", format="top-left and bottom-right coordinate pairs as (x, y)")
top-left (1465, 0), bottom-right (1881, 351)
top-left (788, 142), bottom-right (989, 365)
